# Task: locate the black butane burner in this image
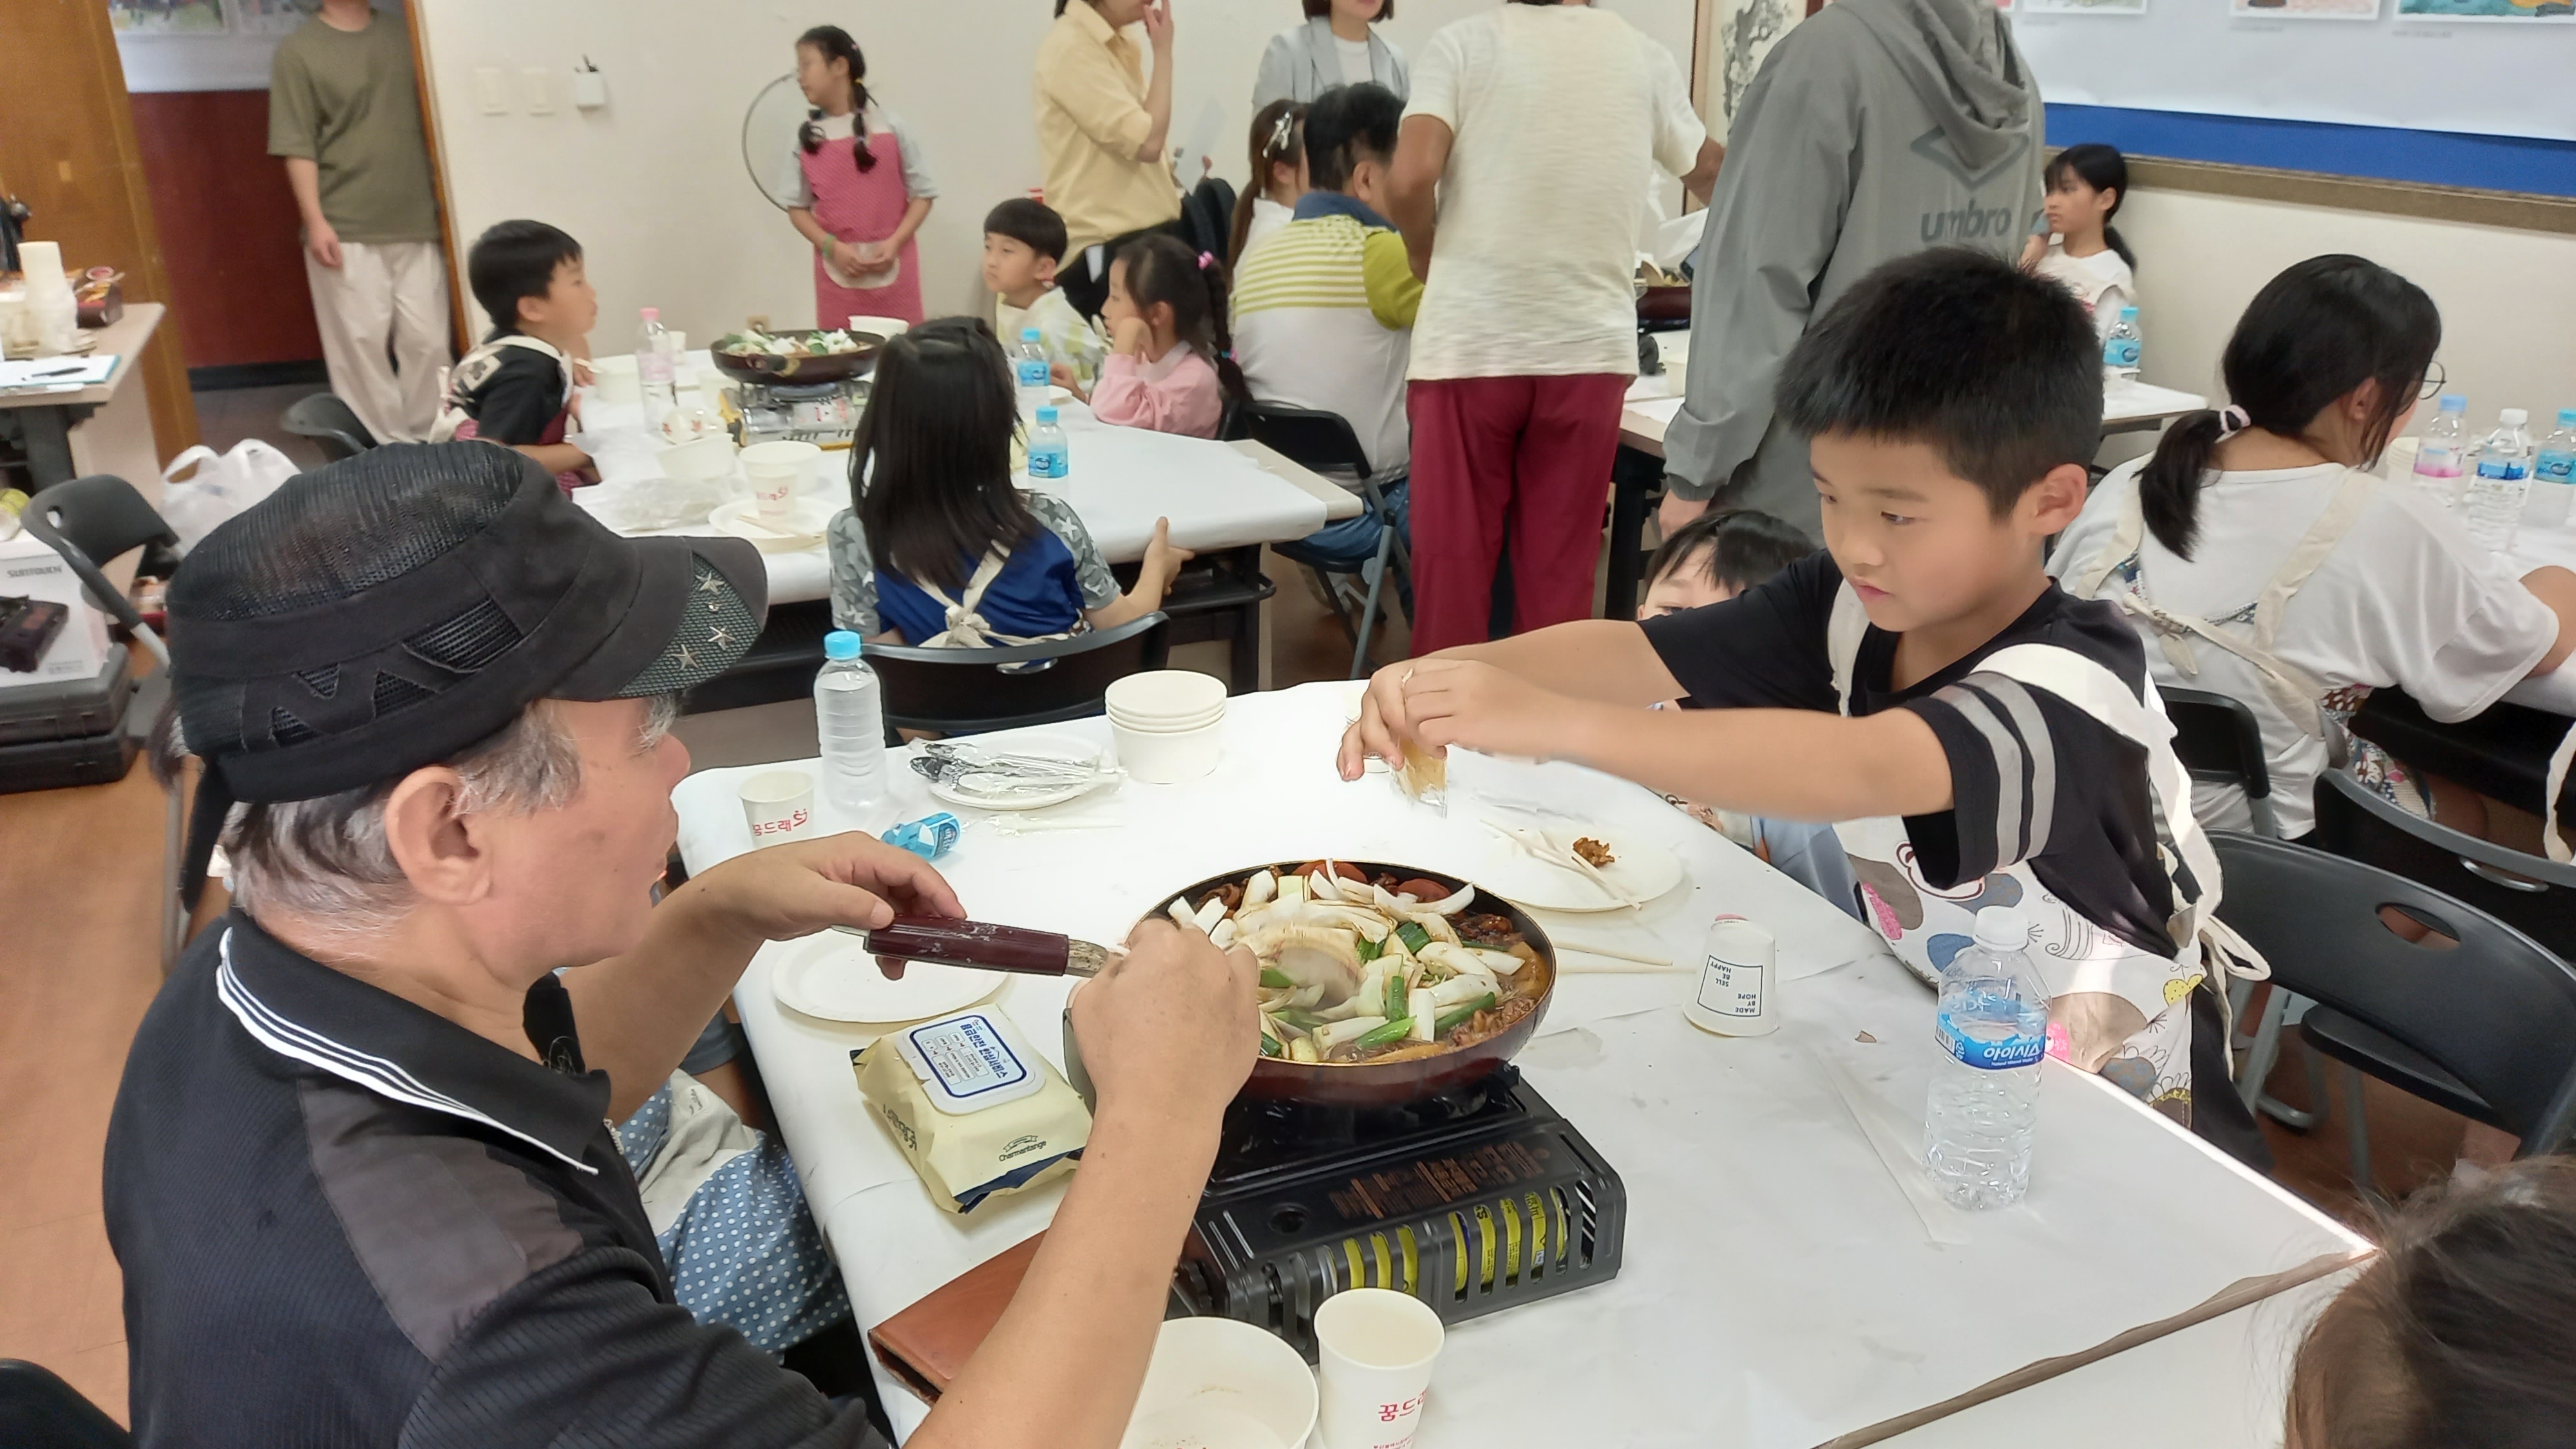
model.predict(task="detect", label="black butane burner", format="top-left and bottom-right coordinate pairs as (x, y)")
top-left (1174, 1067), bottom-right (1625, 1361)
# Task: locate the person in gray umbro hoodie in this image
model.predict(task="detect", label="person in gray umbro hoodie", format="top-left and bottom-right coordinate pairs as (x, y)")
top-left (1661, 0), bottom-right (2044, 542)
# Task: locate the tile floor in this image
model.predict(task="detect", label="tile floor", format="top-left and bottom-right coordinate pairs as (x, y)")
top-left (0, 481), bottom-right (2484, 1426)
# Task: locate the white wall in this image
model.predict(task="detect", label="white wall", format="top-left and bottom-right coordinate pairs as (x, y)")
top-left (2117, 188), bottom-right (2576, 435)
top-left (413, 0), bottom-right (1696, 340)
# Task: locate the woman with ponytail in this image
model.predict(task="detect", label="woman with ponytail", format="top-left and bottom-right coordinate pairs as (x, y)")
top-left (1088, 231), bottom-right (1247, 439)
top-left (2052, 255), bottom-right (2576, 837)
top-left (2020, 144), bottom-right (2136, 342)
top-left (784, 25), bottom-right (938, 326)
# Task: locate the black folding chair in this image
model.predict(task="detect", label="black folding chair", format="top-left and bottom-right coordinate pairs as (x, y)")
top-left (2211, 831), bottom-right (2576, 1194)
top-left (2311, 768), bottom-right (2576, 958)
top-left (1240, 402), bottom-right (1409, 679)
top-left (281, 392), bottom-right (376, 462)
top-left (863, 612), bottom-right (1171, 737)
top-left (0, 1359), bottom-right (132, 1448)
top-left (1182, 176), bottom-right (1237, 266)
top-left (22, 475), bottom-right (184, 966)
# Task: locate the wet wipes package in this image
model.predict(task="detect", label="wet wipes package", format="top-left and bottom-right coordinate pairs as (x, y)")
top-left (855, 1008), bottom-right (1092, 1214)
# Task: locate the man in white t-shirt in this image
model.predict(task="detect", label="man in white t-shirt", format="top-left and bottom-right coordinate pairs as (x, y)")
top-left (1387, 0), bottom-right (1721, 654)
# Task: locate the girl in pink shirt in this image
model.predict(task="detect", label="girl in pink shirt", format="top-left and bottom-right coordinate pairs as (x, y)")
top-left (1086, 232), bottom-right (1246, 439)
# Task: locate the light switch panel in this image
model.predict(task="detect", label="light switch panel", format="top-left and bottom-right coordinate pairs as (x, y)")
top-left (522, 67), bottom-right (554, 115)
top-left (475, 66), bottom-right (509, 115)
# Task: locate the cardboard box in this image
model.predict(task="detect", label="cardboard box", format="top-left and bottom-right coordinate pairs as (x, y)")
top-left (0, 531), bottom-right (111, 691)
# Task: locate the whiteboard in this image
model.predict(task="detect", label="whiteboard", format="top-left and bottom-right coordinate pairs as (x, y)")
top-left (2011, 6), bottom-right (2576, 146)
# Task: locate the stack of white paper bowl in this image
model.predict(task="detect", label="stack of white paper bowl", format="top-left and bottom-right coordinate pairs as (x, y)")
top-left (1105, 670), bottom-right (1227, 784)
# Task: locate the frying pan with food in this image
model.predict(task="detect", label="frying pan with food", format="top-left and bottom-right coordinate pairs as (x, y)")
top-left (708, 328), bottom-right (887, 386)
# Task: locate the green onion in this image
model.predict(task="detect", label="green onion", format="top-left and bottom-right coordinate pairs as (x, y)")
top-left (1356, 935), bottom-right (1384, 963)
top-left (1259, 968), bottom-right (1294, 989)
top-left (1396, 922), bottom-right (1431, 954)
top-left (1260, 1032), bottom-right (1283, 1058)
top-left (1385, 971), bottom-right (1406, 1019)
top-left (1353, 1018), bottom-right (1414, 1049)
top-left (1433, 994), bottom-right (1498, 1037)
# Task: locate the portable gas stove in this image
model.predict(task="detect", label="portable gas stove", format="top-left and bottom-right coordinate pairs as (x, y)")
top-left (724, 377), bottom-right (868, 450)
top-left (1173, 1066), bottom-right (1625, 1360)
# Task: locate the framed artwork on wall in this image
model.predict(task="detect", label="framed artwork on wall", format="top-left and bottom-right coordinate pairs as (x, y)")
top-left (106, 0), bottom-right (224, 34)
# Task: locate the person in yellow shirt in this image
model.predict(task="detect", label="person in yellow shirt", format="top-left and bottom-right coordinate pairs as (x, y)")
top-left (1036, 0), bottom-right (1186, 319)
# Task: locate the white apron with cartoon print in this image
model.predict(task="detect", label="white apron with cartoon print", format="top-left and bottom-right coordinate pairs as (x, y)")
top-left (1822, 584), bottom-right (2265, 1125)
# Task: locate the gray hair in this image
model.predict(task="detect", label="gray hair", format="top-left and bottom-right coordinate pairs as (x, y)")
top-left (156, 696), bottom-right (680, 950)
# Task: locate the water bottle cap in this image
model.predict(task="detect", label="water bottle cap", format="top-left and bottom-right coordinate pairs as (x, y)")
top-left (2501, 408), bottom-right (2528, 427)
top-left (822, 630), bottom-right (863, 661)
top-left (2561, 409), bottom-right (2576, 428)
top-left (1971, 906), bottom-right (2032, 951)
top-left (2117, 306), bottom-right (2139, 320)
top-left (1021, 327), bottom-right (1043, 341)
top-left (639, 307), bottom-right (660, 320)
top-left (2438, 394), bottom-right (2467, 412)
top-left (1035, 406), bottom-right (1059, 424)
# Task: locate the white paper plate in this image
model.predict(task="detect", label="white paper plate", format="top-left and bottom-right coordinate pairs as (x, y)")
top-left (768, 933), bottom-right (998, 1024)
top-left (923, 732), bottom-right (1117, 812)
top-left (708, 496), bottom-right (837, 551)
top-left (1479, 833), bottom-right (1685, 914)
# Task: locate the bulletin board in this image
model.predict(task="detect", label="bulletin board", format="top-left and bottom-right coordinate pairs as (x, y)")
top-left (2007, 0), bottom-right (2576, 168)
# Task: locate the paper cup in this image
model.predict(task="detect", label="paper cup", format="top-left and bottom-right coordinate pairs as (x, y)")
top-left (591, 353), bottom-right (641, 405)
top-left (740, 439), bottom-right (820, 522)
top-left (739, 770), bottom-right (815, 846)
top-left (1112, 716), bottom-right (1222, 784)
top-left (1313, 1289), bottom-right (1444, 1449)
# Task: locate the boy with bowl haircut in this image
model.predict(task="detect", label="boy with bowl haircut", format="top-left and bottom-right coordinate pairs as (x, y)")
top-left (433, 219), bottom-right (598, 489)
top-left (983, 196), bottom-right (1108, 393)
top-left (1340, 249), bottom-right (2267, 1166)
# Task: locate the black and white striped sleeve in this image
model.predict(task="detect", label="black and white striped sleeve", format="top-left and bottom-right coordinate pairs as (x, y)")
top-left (1901, 670), bottom-right (2121, 888)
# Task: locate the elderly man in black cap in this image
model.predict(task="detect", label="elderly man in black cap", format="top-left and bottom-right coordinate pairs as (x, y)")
top-left (104, 443), bottom-right (1256, 1449)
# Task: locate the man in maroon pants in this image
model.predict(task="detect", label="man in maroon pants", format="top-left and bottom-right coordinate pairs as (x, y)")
top-left (1387, 0), bottom-right (1720, 653)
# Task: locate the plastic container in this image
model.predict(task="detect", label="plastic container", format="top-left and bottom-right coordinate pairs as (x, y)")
top-left (815, 630), bottom-right (889, 819)
top-left (2101, 306), bottom-right (2141, 382)
top-left (17, 242), bottom-right (80, 357)
top-left (2461, 408), bottom-right (2535, 557)
top-left (1028, 405), bottom-right (1070, 481)
top-left (2531, 408), bottom-right (2576, 530)
top-left (1683, 916), bottom-right (1778, 1037)
top-left (1923, 906), bottom-right (2050, 1211)
top-left (636, 307), bottom-right (677, 423)
top-left (1106, 669), bottom-right (1227, 784)
top-left (884, 811), bottom-right (963, 861)
top-left (2412, 393), bottom-right (2470, 506)
top-left (1014, 327), bottom-right (1051, 422)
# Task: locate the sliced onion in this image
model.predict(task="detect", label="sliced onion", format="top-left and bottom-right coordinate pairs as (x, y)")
top-left (1419, 880), bottom-right (1479, 916)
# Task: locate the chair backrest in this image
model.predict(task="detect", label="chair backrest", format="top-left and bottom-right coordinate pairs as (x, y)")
top-left (281, 392), bottom-right (376, 462)
top-left (862, 612), bottom-right (1171, 735)
top-left (1237, 401), bottom-right (1372, 481)
top-left (2158, 685), bottom-right (2276, 835)
top-left (21, 475), bottom-right (174, 632)
top-left (0, 1359), bottom-right (133, 1449)
top-left (2211, 830), bottom-right (2576, 1155)
top-left (2311, 768), bottom-right (2576, 961)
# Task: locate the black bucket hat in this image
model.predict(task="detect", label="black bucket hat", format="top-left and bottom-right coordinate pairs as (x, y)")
top-left (167, 442), bottom-right (768, 904)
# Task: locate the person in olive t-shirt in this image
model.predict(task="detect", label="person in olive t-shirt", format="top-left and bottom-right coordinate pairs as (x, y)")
top-left (269, 0), bottom-right (451, 444)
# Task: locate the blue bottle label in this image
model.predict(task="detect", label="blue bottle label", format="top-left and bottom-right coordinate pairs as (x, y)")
top-left (2102, 337), bottom-right (2140, 368)
top-left (1028, 444), bottom-right (1068, 480)
top-left (1016, 357), bottom-right (1050, 387)
top-left (1935, 1010), bottom-right (2047, 1071)
top-left (2539, 449), bottom-right (2576, 485)
top-left (2477, 459), bottom-right (2531, 481)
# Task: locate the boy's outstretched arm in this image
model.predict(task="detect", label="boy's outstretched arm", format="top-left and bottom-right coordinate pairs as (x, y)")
top-left (1338, 622), bottom-right (1688, 779)
top-left (1341, 654), bottom-right (1954, 824)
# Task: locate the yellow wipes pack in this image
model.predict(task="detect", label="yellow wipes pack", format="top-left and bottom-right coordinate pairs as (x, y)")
top-left (853, 1008), bottom-right (1091, 1214)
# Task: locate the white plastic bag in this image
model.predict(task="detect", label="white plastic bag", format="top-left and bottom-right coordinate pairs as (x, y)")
top-left (158, 440), bottom-right (301, 554)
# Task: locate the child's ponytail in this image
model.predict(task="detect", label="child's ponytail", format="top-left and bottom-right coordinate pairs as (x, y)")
top-left (1202, 253), bottom-right (1251, 407)
top-left (2139, 254), bottom-right (2440, 560)
top-left (1117, 233), bottom-right (1253, 409)
top-left (797, 26), bottom-right (879, 176)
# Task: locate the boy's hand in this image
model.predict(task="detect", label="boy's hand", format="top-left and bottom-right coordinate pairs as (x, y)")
top-left (1141, 516), bottom-right (1194, 582)
top-left (1399, 658), bottom-right (1587, 764)
top-left (305, 220), bottom-right (343, 270)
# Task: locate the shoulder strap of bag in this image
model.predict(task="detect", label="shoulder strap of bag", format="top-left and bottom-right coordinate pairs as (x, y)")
top-left (1828, 582), bottom-right (1870, 717)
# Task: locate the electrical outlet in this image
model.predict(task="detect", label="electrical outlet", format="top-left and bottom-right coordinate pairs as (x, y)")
top-left (522, 67), bottom-right (554, 115)
top-left (475, 67), bottom-right (509, 115)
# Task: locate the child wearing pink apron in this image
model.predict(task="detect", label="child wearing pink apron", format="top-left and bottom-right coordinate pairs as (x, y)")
top-left (802, 114), bottom-right (926, 328)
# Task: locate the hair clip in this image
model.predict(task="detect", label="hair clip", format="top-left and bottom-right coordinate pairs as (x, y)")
top-left (1197, 251), bottom-right (1215, 270)
top-left (1265, 111), bottom-right (1296, 157)
top-left (2217, 404), bottom-right (2251, 440)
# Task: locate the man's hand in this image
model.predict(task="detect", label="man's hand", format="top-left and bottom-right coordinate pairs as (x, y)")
top-left (305, 219), bottom-right (344, 270)
top-left (1398, 658), bottom-right (1589, 762)
top-left (1657, 489), bottom-right (1711, 539)
top-left (683, 831), bottom-right (965, 951)
top-left (1072, 920), bottom-right (1255, 1125)
top-left (1141, 0), bottom-right (1173, 52)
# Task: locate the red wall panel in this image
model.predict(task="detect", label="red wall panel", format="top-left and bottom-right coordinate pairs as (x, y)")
top-left (128, 89), bottom-right (323, 370)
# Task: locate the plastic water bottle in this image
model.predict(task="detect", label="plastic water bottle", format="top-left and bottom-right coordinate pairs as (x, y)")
top-left (2101, 307), bottom-right (2142, 382)
top-left (2412, 393), bottom-right (2471, 506)
top-left (636, 307), bottom-right (677, 423)
top-left (1027, 405), bottom-right (1070, 481)
top-left (1924, 906), bottom-right (2050, 1211)
top-left (2530, 408), bottom-right (2576, 530)
top-left (1014, 327), bottom-right (1051, 423)
top-left (815, 630), bottom-right (889, 820)
top-left (2460, 408), bottom-right (2535, 557)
